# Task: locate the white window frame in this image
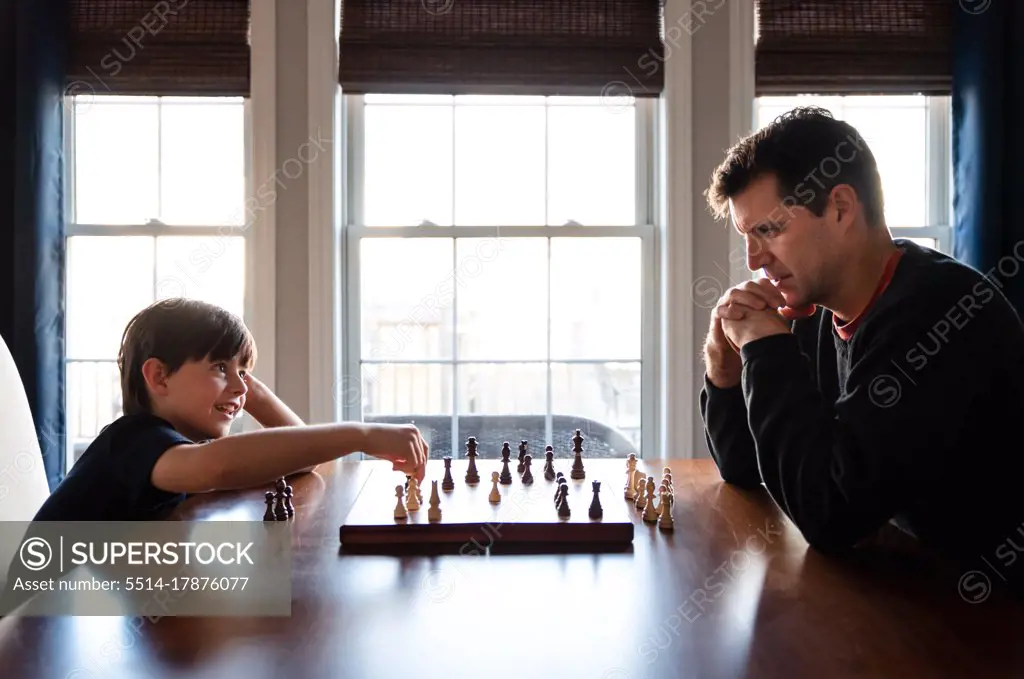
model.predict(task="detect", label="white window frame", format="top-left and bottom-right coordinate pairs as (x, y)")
top-left (337, 95), bottom-right (659, 458)
top-left (62, 96), bottom-right (256, 469)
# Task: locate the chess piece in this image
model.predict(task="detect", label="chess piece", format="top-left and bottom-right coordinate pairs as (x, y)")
top-left (625, 453), bottom-right (638, 499)
top-left (643, 477), bottom-right (659, 523)
top-left (394, 485), bottom-right (408, 520)
top-left (543, 447), bottom-right (555, 481)
top-left (499, 452), bottom-right (513, 485)
top-left (634, 470), bottom-right (645, 497)
top-left (273, 489), bottom-right (288, 521)
top-left (263, 491), bottom-right (275, 521)
top-left (634, 476), bottom-right (647, 511)
top-left (521, 454), bottom-right (534, 485)
top-left (554, 473), bottom-right (566, 502)
top-left (275, 477), bottom-right (286, 493)
top-left (557, 485), bottom-right (571, 518)
top-left (465, 437), bottom-right (480, 484)
top-left (659, 493), bottom-right (674, 531)
top-left (589, 480), bottom-right (603, 519)
top-left (427, 480), bottom-right (442, 522)
top-left (441, 456), bottom-right (455, 491)
top-left (570, 429), bottom-right (585, 479)
top-left (556, 481), bottom-right (568, 508)
top-left (517, 440), bottom-right (527, 473)
top-left (488, 471), bottom-right (501, 504)
top-left (406, 478), bottom-right (421, 511)
top-left (284, 486), bottom-right (295, 518)
top-left (501, 441), bottom-right (512, 464)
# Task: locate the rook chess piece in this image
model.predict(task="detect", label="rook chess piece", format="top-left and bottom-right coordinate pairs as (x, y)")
top-left (517, 440), bottom-right (528, 473)
top-left (543, 447), bottom-right (555, 481)
top-left (465, 437), bottom-right (480, 484)
top-left (406, 478), bottom-right (421, 511)
top-left (557, 485), bottom-right (571, 518)
top-left (263, 491), bottom-right (275, 521)
top-left (643, 477), bottom-right (659, 523)
top-left (284, 486), bottom-right (295, 518)
top-left (521, 454), bottom-right (534, 485)
top-left (441, 456), bottom-right (455, 491)
top-left (427, 480), bottom-right (442, 522)
top-left (589, 480), bottom-right (603, 519)
top-left (394, 485), bottom-right (408, 520)
top-left (625, 453), bottom-right (638, 499)
top-left (488, 471), bottom-right (502, 504)
top-left (570, 429), bottom-right (586, 479)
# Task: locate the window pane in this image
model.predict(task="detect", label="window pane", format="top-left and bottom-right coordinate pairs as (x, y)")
top-left (154, 236), bottom-right (246, 318)
top-left (360, 363), bottom-right (452, 459)
top-left (74, 99), bottom-right (159, 224)
top-left (454, 103), bottom-right (545, 225)
top-left (364, 104), bottom-right (453, 226)
top-left (160, 100), bottom-right (245, 226)
top-left (550, 238), bottom-right (642, 360)
top-left (456, 238), bottom-right (547, 360)
top-left (361, 239), bottom-right (455, 360)
top-left (67, 237), bottom-right (155, 359)
top-left (458, 362), bottom-right (546, 415)
top-left (67, 361), bottom-right (122, 444)
top-left (552, 362), bottom-right (641, 454)
top-left (548, 104), bottom-right (635, 225)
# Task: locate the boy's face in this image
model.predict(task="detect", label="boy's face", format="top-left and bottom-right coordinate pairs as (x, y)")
top-left (147, 355), bottom-right (249, 441)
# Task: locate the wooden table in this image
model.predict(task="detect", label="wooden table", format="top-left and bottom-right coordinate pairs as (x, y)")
top-left (1, 459), bottom-right (1022, 679)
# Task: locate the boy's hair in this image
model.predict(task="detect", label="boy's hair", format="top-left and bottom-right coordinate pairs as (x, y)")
top-left (705, 106), bottom-right (886, 228)
top-left (117, 298), bottom-right (256, 416)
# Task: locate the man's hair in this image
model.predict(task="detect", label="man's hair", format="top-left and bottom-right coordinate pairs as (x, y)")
top-left (706, 106), bottom-right (885, 228)
top-left (117, 298), bottom-right (256, 416)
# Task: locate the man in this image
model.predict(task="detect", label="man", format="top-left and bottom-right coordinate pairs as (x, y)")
top-left (700, 106), bottom-right (1024, 599)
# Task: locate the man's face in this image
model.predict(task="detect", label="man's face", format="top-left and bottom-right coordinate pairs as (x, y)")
top-left (729, 174), bottom-right (835, 311)
top-left (159, 356), bottom-right (249, 441)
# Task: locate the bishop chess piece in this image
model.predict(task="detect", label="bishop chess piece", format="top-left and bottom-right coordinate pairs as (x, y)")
top-left (543, 447), bottom-right (555, 481)
top-left (441, 456), bottom-right (455, 491)
top-left (427, 480), bottom-right (442, 522)
top-left (406, 477), bottom-right (421, 511)
top-left (284, 486), bottom-right (295, 518)
top-left (557, 484), bottom-right (571, 518)
top-left (394, 485), bottom-right (408, 521)
top-left (643, 477), bottom-right (659, 523)
top-left (465, 437), bottom-right (480, 484)
top-left (625, 453), bottom-right (638, 499)
top-left (499, 443), bottom-right (513, 485)
top-left (488, 471), bottom-right (502, 504)
top-left (263, 491), bottom-right (275, 521)
top-left (517, 440), bottom-right (528, 474)
top-left (589, 480), bottom-right (603, 519)
top-left (570, 429), bottom-right (586, 479)
top-left (521, 454), bottom-right (534, 485)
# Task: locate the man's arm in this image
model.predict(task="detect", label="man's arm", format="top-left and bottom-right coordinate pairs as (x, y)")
top-left (700, 376), bottom-right (761, 488)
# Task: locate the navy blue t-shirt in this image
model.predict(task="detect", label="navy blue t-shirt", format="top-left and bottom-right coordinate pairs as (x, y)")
top-left (33, 413), bottom-right (194, 521)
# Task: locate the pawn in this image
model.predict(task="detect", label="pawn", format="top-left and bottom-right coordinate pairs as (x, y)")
top-left (394, 485), bottom-right (408, 520)
top-left (543, 447), bottom-right (555, 481)
top-left (441, 456), bottom-right (455, 491)
top-left (634, 476), bottom-right (647, 511)
top-left (284, 485), bottom-right (295, 518)
top-left (488, 471), bottom-right (501, 504)
top-left (427, 480), bottom-right (442, 522)
top-left (499, 455), bottom-right (513, 485)
top-left (273, 490), bottom-right (288, 521)
top-left (659, 493), bottom-right (675, 531)
top-left (263, 491), bottom-right (276, 521)
top-left (643, 477), bottom-right (659, 523)
top-left (589, 480), bottom-right (603, 519)
top-left (557, 486), bottom-right (571, 518)
top-left (521, 454), bottom-right (534, 485)
top-left (517, 440), bottom-right (528, 474)
top-left (501, 441), bottom-right (512, 463)
top-left (556, 481), bottom-right (568, 509)
top-left (406, 478), bottom-right (421, 511)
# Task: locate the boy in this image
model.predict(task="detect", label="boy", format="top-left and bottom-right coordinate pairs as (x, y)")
top-left (33, 298), bottom-right (427, 521)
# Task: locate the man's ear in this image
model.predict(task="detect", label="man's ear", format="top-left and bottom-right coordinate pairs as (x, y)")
top-left (141, 358), bottom-right (173, 397)
top-left (829, 184), bottom-right (859, 230)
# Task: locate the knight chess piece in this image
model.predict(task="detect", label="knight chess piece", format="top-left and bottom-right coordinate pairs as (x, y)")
top-left (441, 456), bottom-right (455, 491)
top-left (543, 447), bottom-right (555, 481)
top-left (521, 454), bottom-right (534, 485)
top-left (517, 440), bottom-right (528, 474)
top-left (465, 437), bottom-right (480, 484)
top-left (589, 480), bottom-right (603, 519)
top-left (570, 429), bottom-right (585, 479)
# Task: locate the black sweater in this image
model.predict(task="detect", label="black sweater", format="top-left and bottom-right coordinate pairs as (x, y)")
top-left (700, 240), bottom-right (1024, 597)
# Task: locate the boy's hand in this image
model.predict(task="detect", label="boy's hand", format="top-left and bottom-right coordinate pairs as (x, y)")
top-left (362, 424), bottom-right (428, 481)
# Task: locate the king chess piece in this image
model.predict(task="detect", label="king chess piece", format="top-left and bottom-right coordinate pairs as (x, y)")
top-left (570, 429), bottom-right (586, 480)
top-left (625, 453), bottom-right (638, 500)
top-left (543, 447), bottom-right (555, 481)
top-left (499, 442), bottom-right (513, 485)
top-left (465, 437), bottom-right (480, 484)
top-left (441, 456), bottom-right (455, 491)
top-left (521, 454), bottom-right (534, 485)
top-left (589, 480), bottom-right (603, 519)
top-left (517, 440), bottom-right (528, 474)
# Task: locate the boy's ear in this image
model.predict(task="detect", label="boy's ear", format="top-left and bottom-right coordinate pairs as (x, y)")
top-left (141, 358), bottom-right (173, 396)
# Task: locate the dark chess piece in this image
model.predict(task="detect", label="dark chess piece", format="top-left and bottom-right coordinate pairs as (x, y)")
top-left (589, 480), bottom-right (603, 519)
top-left (555, 480), bottom-right (568, 506)
top-left (465, 437), bottom-right (480, 484)
top-left (543, 447), bottom-right (555, 481)
top-left (570, 429), bottom-right (586, 480)
top-left (285, 486), bottom-right (295, 518)
top-left (517, 440), bottom-right (528, 473)
top-left (557, 485), bottom-right (571, 518)
top-left (441, 456), bottom-right (455, 491)
top-left (273, 490), bottom-right (288, 521)
top-left (275, 477), bottom-right (287, 493)
top-left (263, 491), bottom-right (276, 521)
top-left (521, 454), bottom-right (534, 485)
top-left (501, 442), bottom-right (512, 464)
top-left (499, 456), bottom-right (513, 485)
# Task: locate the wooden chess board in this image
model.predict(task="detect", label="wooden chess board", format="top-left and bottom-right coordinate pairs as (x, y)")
top-left (339, 458), bottom-right (634, 552)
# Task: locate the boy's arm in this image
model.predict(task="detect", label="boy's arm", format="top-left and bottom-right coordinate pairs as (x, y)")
top-left (241, 374), bottom-right (318, 473)
top-left (151, 422), bottom-right (428, 494)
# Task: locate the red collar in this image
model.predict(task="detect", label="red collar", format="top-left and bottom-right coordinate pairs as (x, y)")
top-left (833, 249), bottom-right (903, 340)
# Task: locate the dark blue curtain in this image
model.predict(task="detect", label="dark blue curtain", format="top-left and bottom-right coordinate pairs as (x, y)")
top-left (952, 0), bottom-right (1024, 314)
top-left (0, 0), bottom-right (68, 490)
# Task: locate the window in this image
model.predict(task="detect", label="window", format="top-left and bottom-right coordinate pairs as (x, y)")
top-left (754, 95), bottom-right (952, 254)
top-left (342, 94), bottom-right (653, 459)
top-left (65, 95), bottom-right (250, 468)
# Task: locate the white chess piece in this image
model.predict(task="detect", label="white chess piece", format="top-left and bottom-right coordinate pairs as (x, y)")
top-left (659, 492), bottom-right (674, 531)
top-left (643, 477), bottom-right (659, 523)
top-left (488, 471), bottom-right (501, 504)
top-left (427, 480), bottom-right (442, 522)
top-left (625, 453), bottom-right (637, 499)
top-left (394, 485), bottom-right (408, 520)
top-left (406, 478), bottom-right (421, 511)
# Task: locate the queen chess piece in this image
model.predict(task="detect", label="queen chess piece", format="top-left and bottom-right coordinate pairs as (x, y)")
top-left (441, 456), bottom-right (455, 491)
